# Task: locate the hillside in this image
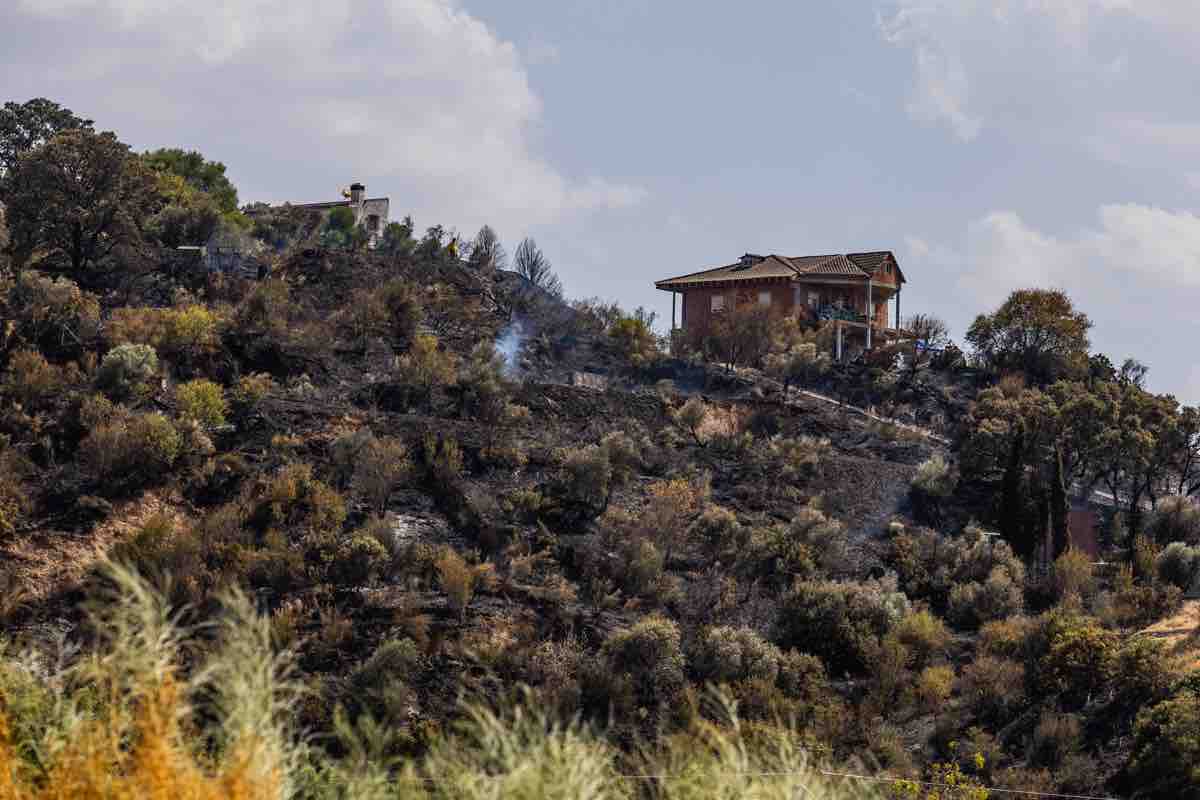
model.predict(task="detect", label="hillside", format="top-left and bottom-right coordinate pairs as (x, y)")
top-left (3, 104), bottom-right (1200, 796)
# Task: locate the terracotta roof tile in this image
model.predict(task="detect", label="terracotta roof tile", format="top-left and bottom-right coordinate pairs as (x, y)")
top-left (657, 251), bottom-right (901, 289)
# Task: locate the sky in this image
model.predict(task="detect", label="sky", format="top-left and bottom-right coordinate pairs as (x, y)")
top-left (4, 0), bottom-right (1200, 399)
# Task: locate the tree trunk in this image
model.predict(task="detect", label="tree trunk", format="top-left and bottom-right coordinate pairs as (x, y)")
top-left (1001, 431), bottom-right (1029, 558)
top-left (1050, 444), bottom-right (1070, 558)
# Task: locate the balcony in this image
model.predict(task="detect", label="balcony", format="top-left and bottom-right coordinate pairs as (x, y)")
top-left (816, 304), bottom-right (868, 324)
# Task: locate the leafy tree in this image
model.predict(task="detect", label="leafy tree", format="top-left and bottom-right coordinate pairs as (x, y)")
top-left (514, 237), bottom-right (562, 296)
top-left (467, 224), bottom-right (506, 272)
top-left (905, 313), bottom-right (950, 376)
top-left (1092, 381), bottom-right (1180, 551)
top-left (966, 289), bottom-right (1091, 385)
top-left (962, 380), bottom-right (1105, 560)
top-left (379, 216), bottom-right (415, 256)
top-left (0, 98), bottom-right (93, 178)
top-left (1126, 676), bottom-right (1200, 798)
top-left (4, 130), bottom-right (156, 277)
top-left (140, 148), bottom-right (239, 213)
top-left (143, 172), bottom-right (224, 248)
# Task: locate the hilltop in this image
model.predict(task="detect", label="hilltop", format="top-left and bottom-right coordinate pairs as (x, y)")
top-left (3, 99), bottom-right (1200, 798)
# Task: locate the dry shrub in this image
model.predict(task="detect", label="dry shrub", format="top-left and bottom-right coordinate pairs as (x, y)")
top-left (1029, 711), bottom-right (1081, 768)
top-left (643, 476), bottom-right (709, 560)
top-left (671, 396), bottom-right (709, 446)
top-left (977, 615), bottom-right (1036, 660)
top-left (1050, 547), bottom-right (1095, 602)
top-left (0, 563), bottom-right (300, 800)
top-left (230, 372), bottom-right (274, 414)
top-left (396, 333), bottom-right (457, 406)
top-left (692, 626), bottom-right (782, 685)
top-left (80, 411), bottom-right (181, 489)
top-left (435, 547), bottom-right (475, 620)
top-left (960, 655), bottom-right (1026, 724)
top-left (0, 449), bottom-right (31, 539)
top-left (2, 349), bottom-right (64, 407)
top-left (350, 434), bottom-right (410, 513)
top-left (893, 609), bottom-right (951, 669)
top-left (912, 664), bottom-right (955, 714)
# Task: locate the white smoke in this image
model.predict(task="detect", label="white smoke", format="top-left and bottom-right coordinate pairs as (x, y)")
top-left (495, 318), bottom-right (527, 376)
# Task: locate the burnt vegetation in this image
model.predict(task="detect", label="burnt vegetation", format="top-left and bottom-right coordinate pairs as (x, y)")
top-left (2, 98), bottom-right (1200, 798)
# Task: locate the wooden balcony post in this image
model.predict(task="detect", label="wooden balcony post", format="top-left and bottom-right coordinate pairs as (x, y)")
top-left (865, 277), bottom-right (872, 349)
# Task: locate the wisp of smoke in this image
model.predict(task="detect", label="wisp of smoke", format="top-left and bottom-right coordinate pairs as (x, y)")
top-left (495, 318), bottom-right (526, 375)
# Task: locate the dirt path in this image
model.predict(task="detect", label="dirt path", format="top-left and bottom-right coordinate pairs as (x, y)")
top-left (1, 490), bottom-right (187, 603)
top-left (1135, 600), bottom-right (1200, 670)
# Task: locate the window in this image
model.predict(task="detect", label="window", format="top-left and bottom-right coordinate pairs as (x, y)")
top-left (808, 291), bottom-right (819, 308)
top-left (758, 290), bottom-right (771, 306)
top-left (367, 214), bottom-right (380, 232)
top-left (711, 294), bottom-right (725, 313)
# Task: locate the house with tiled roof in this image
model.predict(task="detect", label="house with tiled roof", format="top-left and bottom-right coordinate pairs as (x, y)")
top-left (655, 251), bottom-right (907, 358)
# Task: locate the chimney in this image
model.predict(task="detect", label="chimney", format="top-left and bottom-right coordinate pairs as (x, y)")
top-left (349, 182), bottom-right (365, 204)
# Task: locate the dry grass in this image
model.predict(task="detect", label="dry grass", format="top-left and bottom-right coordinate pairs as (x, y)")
top-left (1136, 599), bottom-right (1200, 671)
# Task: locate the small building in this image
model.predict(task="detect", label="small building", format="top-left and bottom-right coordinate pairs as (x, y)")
top-left (285, 182), bottom-right (390, 249)
top-left (655, 251), bottom-right (907, 359)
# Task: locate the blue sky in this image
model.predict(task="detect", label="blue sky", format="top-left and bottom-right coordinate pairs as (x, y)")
top-left (4, 0), bottom-right (1200, 398)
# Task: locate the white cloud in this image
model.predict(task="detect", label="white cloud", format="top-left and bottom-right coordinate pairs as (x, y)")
top-left (878, 0), bottom-right (1200, 145)
top-left (7, 0), bottom-right (644, 234)
top-left (914, 202), bottom-right (1200, 397)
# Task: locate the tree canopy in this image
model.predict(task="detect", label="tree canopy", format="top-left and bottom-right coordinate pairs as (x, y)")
top-left (140, 148), bottom-right (239, 214)
top-left (0, 98), bottom-right (93, 179)
top-left (4, 129), bottom-right (156, 276)
top-left (966, 288), bottom-right (1091, 385)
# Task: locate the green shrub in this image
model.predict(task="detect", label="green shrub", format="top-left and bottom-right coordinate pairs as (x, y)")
top-left (773, 577), bottom-right (909, 674)
top-left (96, 343), bottom-right (159, 400)
top-left (776, 650), bottom-right (829, 702)
top-left (946, 565), bottom-right (1024, 629)
top-left (249, 462), bottom-right (346, 536)
top-left (1111, 637), bottom-right (1177, 718)
top-left (80, 411), bottom-right (181, 487)
top-left (912, 454), bottom-right (954, 497)
top-left (1037, 617), bottom-right (1117, 708)
top-left (691, 505), bottom-right (743, 559)
top-left (175, 379), bottom-right (227, 427)
top-left (599, 430), bottom-right (641, 486)
top-left (396, 333), bottom-right (457, 406)
top-left (328, 533), bottom-right (389, 587)
top-left (692, 626), bottom-right (782, 685)
top-left (890, 525), bottom-right (1025, 625)
top-left (1156, 541), bottom-right (1200, 590)
top-left (600, 615), bottom-right (687, 719)
top-left (554, 444), bottom-right (612, 519)
top-left (1147, 495), bottom-right (1200, 545)
top-left (1127, 675), bottom-right (1200, 797)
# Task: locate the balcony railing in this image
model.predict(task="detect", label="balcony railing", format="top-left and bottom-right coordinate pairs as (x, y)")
top-left (817, 305), bottom-right (867, 323)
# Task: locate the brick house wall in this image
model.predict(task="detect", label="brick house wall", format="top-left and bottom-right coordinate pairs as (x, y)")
top-left (678, 278), bottom-right (894, 334)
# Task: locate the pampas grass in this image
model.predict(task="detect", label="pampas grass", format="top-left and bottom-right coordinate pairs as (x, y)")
top-left (0, 563), bottom-right (877, 800)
